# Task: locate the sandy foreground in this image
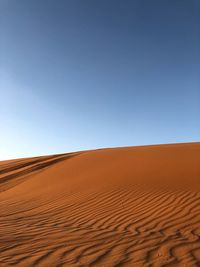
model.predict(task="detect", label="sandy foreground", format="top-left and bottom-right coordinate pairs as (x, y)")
top-left (0, 143), bottom-right (200, 267)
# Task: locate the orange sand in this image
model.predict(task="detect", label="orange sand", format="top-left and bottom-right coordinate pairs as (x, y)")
top-left (0, 142), bottom-right (200, 266)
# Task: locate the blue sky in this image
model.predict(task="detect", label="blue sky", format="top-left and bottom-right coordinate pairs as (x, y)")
top-left (0, 0), bottom-right (200, 160)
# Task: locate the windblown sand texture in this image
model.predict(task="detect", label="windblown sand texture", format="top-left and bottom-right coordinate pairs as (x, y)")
top-left (0, 143), bottom-right (200, 267)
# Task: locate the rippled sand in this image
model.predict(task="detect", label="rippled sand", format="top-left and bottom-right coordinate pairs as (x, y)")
top-left (0, 143), bottom-right (200, 266)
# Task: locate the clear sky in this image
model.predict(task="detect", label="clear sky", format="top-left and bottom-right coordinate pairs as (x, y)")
top-left (0, 0), bottom-right (200, 160)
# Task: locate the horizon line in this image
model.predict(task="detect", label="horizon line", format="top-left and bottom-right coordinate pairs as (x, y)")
top-left (1, 141), bottom-right (199, 162)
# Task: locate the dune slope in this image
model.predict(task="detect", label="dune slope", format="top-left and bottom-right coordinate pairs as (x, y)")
top-left (0, 143), bottom-right (200, 267)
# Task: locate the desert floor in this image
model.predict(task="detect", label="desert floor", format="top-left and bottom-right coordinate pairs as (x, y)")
top-left (0, 142), bottom-right (200, 267)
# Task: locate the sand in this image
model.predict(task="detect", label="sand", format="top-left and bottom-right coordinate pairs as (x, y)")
top-left (0, 142), bottom-right (200, 267)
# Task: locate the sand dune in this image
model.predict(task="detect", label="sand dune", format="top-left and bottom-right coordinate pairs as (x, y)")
top-left (0, 143), bottom-right (200, 267)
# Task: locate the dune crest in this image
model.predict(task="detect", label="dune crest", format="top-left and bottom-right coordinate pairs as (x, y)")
top-left (0, 143), bottom-right (200, 266)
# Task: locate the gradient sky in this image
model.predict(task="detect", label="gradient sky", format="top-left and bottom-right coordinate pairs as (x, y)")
top-left (0, 0), bottom-right (200, 160)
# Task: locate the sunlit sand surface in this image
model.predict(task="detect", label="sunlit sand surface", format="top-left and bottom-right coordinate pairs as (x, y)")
top-left (0, 143), bottom-right (200, 266)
